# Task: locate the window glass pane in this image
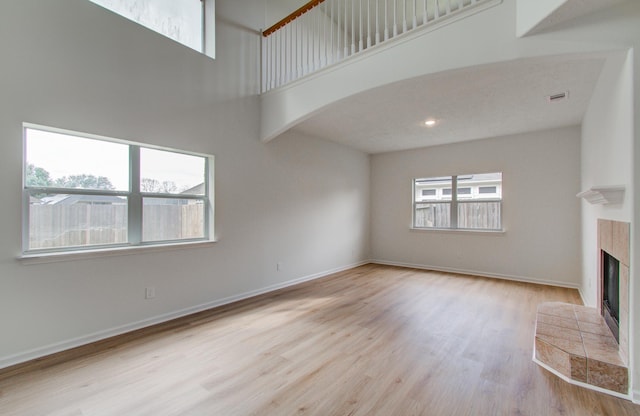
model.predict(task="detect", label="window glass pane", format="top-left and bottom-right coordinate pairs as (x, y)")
top-left (415, 176), bottom-right (451, 202)
top-left (457, 172), bottom-right (502, 201)
top-left (28, 193), bottom-right (128, 250)
top-left (140, 148), bottom-right (206, 195)
top-left (421, 189), bottom-right (436, 197)
top-left (414, 203), bottom-right (450, 228)
top-left (89, 0), bottom-right (203, 52)
top-left (479, 186), bottom-right (497, 194)
top-left (25, 128), bottom-right (129, 191)
top-left (457, 201), bottom-right (501, 230)
top-left (142, 197), bottom-right (204, 241)
top-left (457, 187), bottom-right (471, 195)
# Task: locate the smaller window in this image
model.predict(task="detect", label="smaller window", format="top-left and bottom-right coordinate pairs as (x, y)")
top-left (421, 189), bottom-right (436, 196)
top-left (413, 173), bottom-right (502, 231)
top-left (479, 186), bottom-right (497, 194)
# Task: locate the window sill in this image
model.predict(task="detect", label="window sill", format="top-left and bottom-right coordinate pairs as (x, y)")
top-left (18, 240), bottom-right (217, 265)
top-left (410, 227), bottom-right (505, 235)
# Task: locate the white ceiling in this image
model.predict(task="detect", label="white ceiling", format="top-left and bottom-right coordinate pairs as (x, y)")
top-left (290, 53), bottom-right (607, 154)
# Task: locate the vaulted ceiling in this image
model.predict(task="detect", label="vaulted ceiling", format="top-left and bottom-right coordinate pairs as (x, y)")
top-left (291, 53), bottom-right (607, 153)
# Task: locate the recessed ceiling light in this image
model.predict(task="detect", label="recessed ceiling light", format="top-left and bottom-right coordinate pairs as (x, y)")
top-left (425, 119), bottom-right (437, 127)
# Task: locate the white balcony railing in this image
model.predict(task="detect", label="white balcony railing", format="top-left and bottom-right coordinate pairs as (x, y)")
top-left (261, 0), bottom-right (494, 93)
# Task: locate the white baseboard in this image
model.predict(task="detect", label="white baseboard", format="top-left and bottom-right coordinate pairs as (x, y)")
top-left (370, 259), bottom-right (581, 290)
top-left (577, 288), bottom-right (589, 307)
top-left (0, 260), bottom-right (369, 370)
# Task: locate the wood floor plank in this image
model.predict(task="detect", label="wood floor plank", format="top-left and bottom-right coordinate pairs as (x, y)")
top-left (1, 264), bottom-right (639, 415)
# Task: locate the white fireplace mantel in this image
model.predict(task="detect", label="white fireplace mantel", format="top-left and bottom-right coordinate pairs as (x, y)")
top-left (577, 186), bottom-right (625, 205)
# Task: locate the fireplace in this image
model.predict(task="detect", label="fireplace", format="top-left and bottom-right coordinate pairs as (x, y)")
top-left (602, 251), bottom-right (620, 343)
top-left (597, 219), bottom-right (630, 366)
top-left (532, 219), bottom-right (630, 395)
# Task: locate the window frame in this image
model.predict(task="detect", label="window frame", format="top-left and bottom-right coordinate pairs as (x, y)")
top-left (412, 173), bottom-right (503, 232)
top-left (22, 123), bottom-right (215, 257)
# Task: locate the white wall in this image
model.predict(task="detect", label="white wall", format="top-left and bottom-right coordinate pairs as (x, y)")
top-left (0, 0), bottom-right (370, 367)
top-left (534, 0), bottom-right (640, 399)
top-left (516, 0), bottom-right (566, 36)
top-left (580, 51), bottom-right (634, 307)
top-left (370, 127), bottom-right (582, 286)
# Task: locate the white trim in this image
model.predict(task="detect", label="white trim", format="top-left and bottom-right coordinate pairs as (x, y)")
top-left (634, 389), bottom-right (640, 404)
top-left (17, 239), bottom-right (218, 265)
top-left (370, 259), bottom-right (581, 289)
top-left (0, 260), bottom-right (368, 370)
top-left (577, 287), bottom-right (590, 307)
top-left (533, 355), bottom-right (631, 401)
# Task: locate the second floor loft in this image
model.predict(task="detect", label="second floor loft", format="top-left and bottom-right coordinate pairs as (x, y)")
top-left (259, 0), bottom-right (634, 150)
top-left (261, 0), bottom-right (501, 92)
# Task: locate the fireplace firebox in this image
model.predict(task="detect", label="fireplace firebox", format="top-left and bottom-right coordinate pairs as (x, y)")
top-left (602, 250), bottom-right (620, 343)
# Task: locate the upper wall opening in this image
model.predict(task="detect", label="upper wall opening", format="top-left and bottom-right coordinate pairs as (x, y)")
top-left (87, 0), bottom-right (216, 58)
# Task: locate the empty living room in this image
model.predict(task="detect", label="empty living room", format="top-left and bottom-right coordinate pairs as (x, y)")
top-left (1, 0), bottom-right (639, 415)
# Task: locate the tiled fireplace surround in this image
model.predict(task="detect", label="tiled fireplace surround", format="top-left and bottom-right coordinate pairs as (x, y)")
top-left (533, 219), bottom-right (630, 396)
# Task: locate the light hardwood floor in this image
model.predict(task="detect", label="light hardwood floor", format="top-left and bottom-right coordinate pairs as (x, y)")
top-left (2, 264), bottom-right (640, 416)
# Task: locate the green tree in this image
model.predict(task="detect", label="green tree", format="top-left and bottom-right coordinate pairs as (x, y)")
top-left (26, 164), bottom-right (53, 187)
top-left (54, 174), bottom-right (115, 190)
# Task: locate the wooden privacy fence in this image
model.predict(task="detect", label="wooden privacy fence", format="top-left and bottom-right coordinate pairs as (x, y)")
top-left (142, 204), bottom-right (204, 242)
top-left (29, 204), bottom-right (203, 249)
top-left (415, 201), bottom-right (500, 229)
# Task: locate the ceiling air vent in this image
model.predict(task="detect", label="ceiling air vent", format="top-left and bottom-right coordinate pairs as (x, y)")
top-left (547, 91), bottom-right (569, 102)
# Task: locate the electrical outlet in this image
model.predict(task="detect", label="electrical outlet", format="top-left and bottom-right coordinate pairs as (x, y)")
top-left (145, 287), bottom-right (156, 299)
top-left (276, 262), bottom-right (283, 272)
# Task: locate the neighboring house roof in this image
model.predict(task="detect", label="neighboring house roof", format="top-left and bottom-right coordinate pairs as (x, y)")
top-left (38, 186), bottom-right (205, 206)
top-left (40, 194), bottom-right (126, 205)
top-left (181, 183), bottom-right (205, 195)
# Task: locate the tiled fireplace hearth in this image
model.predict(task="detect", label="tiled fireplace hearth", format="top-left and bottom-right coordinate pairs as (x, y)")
top-left (533, 219), bottom-right (630, 397)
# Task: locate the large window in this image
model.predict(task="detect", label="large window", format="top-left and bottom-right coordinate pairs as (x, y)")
top-left (88, 0), bottom-right (212, 55)
top-left (23, 124), bottom-right (213, 254)
top-left (413, 172), bottom-right (502, 231)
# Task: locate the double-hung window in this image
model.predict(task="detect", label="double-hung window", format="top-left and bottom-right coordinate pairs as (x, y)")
top-left (413, 172), bottom-right (502, 231)
top-left (23, 124), bottom-right (213, 254)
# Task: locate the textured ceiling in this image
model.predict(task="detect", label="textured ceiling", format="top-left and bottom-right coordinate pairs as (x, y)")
top-left (290, 54), bottom-right (607, 154)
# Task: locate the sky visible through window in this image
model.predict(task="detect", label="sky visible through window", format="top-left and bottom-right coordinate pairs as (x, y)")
top-left (26, 128), bottom-right (205, 192)
top-left (88, 0), bottom-right (203, 51)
